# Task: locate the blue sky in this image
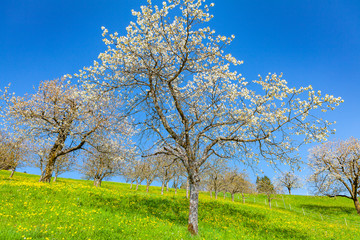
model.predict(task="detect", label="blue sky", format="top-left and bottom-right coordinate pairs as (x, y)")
top-left (1, 0), bottom-right (360, 194)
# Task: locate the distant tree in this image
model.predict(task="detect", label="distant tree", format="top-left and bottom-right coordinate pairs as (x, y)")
top-left (308, 137), bottom-right (360, 215)
top-left (204, 158), bottom-right (228, 199)
top-left (0, 131), bottom-right (27, 178)
top-left (142, 156), bottom-right (161, 193)
top-left (257, 176), bottom-right (277, 208)
top-left (80, 132), bottom-right (134, 187)
top-left (224, 169), bottom-right (253, 202)
top-left (276, 172), bottom-right (302, 195)
top-left (156, 154), bottom-right (176, 195)
top-left (52, 154), bottom-right (74, 182)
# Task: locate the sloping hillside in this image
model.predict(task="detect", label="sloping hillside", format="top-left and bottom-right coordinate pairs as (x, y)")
top-left (0, 171), bottom-right (359, 240)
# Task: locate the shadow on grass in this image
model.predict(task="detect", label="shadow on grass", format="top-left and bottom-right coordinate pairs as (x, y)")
top-left (300, 204), bottom-right (355, 215)
top-left (82, 192), bottom-right (310, 239)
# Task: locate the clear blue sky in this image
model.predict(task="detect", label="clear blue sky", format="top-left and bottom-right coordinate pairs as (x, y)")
top-left (1, 0), bottom-right (359, 194)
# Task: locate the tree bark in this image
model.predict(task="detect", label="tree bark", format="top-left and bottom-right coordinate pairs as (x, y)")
top-left (94, 177), bottom-right (102, 187)
top-left (186, 178), bottom-right (189, 199)
top-left (288, 187), bottom-right (291, 195)
top-left (268, 197), bottom-right (272, 209)
top-left (39, 132), bottom-right (68, 182)
top-left (353, 198), bottom-right (360, 215)
top-left (242, 193), bottom-right (245, 204)
top-left (209, 190), bottom-right (212, 198)
top-left (223, 191), bottom-right (226, 199)
top-left (215, 191), bottom-right (218, 199)
top-left (9, 168), bottom-right (16, 178)
top-left (53, 175), bottom-right (58, 182)
top-left (136, 180), bottom-right (139, 191)
top-left (161, 178), bottom-right (165, 195)
top-left (146, 180), bottom-right (151, 193)
top-left (166, 181), bottom-right (169, 192)
top-left (188, 173), bottom-right (200, 235)
top-left (231, 193), bottom-right (234, 202)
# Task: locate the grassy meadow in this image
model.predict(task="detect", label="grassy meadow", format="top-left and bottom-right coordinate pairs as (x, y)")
top-left (0, 170), bottom-right (359, 240)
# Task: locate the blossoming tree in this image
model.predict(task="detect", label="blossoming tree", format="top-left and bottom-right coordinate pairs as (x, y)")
top-left (308, 137), bottom-right (360, 215)
top-left (74, 0), bottom-right (342, 234)
top-left (5, 79), bottom-right (129, 182)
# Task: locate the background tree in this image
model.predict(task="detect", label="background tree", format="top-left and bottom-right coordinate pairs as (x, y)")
top-left (80, 131), bottom-right (134, 187)
top-left (5, 79), bottom-right (125, 182)
top-left (204, 158), bottom-right (228, 199)
top-left (308, 137), bottom-right (360, 215)
top-left (52, 154), bottom-right (74, 182)
top-left (141, 156), bottom-right (161, 192)
top-left (257, 176), bottom-right (277, 208)
top-left (0, 131), bottom-right (27, 177)
top-left (276, 171), bottom-right (302, 195)
top-left (224, 169), bottom-right (252, 202)
top-left (75, 0), bottom-right (342, 234)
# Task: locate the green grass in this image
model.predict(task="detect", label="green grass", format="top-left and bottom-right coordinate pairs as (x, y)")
top-left (0, 170), bottom-right (359, 240)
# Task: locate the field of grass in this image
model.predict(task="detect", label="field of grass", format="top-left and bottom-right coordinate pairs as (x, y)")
top-left (0, 170), bottom-right (359, 240)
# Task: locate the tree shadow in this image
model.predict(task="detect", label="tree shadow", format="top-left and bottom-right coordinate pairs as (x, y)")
top-left (299, 204), bottom-right (355, 215)
top-left (81, 192), bottom-right (313, 239)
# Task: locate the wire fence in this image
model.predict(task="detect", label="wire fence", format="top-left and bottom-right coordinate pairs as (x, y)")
top-left (232, 194), bottom-right (360, 229)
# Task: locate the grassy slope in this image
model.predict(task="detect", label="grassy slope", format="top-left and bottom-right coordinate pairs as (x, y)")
top-left (0, 171), bottom-right (359, 240)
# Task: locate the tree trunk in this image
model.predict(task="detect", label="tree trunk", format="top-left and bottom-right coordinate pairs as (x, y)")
top-left (39, 154), bottom-right (56, 182)
top-left (53, 175), bottom-right (58, 182)
top-left (242, 193), bottom-right (245, 204)
top-left (166, 181), bottom-right (169, 192)
top-left (288, 187), bottom-right (291, 195)
top-left (161, 177), bottom-right (165, 195)
top-left (130, 180), bottom-right (134, 189)
top-left (209, 190), bottom-right (212, 198)
top-left (188, 173), bottom-right (200, 235)
top-left (94, 177), bottom-right (102, 187)
top-left (39, 132), bottom-right (68, 183)
top-left (186, 178), bottom-right (189, 199)
top-left (223, 191), bottom-right (226, 199)
top-left (268, 197), bottom-right (272, 209)
top-left (353, 198), bottom-right (360, 215)
top-left (215, 191), bottom-right (218, 199)
top-left (175, 187), bottom-right (177, 195)
top-left (146, 179), bottom-right (151, 193)
top-left (136, 180), bottom-right (139, 191)
top-left (9, 168), bottom-right (16, 178)
top-left (231, 193), bottom-right (234, 202)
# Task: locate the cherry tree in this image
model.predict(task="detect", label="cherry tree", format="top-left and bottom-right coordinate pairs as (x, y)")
top-left (80, 133), bottom-right (133, 187)
top-left (276, 171), bottom-right (302, 195)
top-left (5, 79), bottom-right (125, 182)
top-left (204, 158), bottom-right (228, 199)
top-left (0, 131), bottom-right (27, 177)
top-left (308, 137), bottom-right (360, 215)
top-left (74, 0), bottom-right (342, 234)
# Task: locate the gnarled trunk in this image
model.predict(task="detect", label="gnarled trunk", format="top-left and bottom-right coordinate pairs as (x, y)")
top-left (39, 132), bottom-right (67, 182)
